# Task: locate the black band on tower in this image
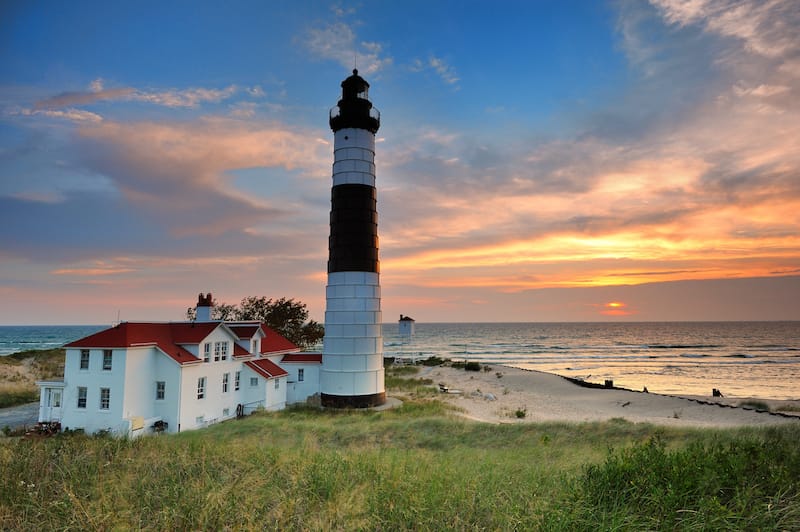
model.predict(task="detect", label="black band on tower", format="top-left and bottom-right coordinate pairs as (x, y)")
top-left (321, 392), bottom-right (387, 408)
top-left (328, 183), bottom-right (380, 273)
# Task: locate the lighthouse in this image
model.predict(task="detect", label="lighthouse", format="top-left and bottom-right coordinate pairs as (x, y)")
top-left (320, 69), bottom-right (386, 408)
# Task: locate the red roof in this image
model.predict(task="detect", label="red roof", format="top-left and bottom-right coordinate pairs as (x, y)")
top-left (226, 323), bottom-right (262, 339)
top-left (64, 320), bottom-right (298, 365)
top-left (64, 322), bottom-right (221, 365)
top-left (281, 353), bottom-right (322, 363)
top-left (232, 343), bottom-right (251, 358)
top-left (245, 358), bottom-right (289, 379)
top-left (260, 325), bottom-right (299, 354)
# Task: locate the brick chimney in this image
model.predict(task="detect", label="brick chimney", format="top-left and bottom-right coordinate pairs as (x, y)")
top-left (195, 292), bottom-right (213, 322)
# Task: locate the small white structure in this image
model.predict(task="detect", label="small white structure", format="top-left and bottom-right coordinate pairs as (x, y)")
top-left (36, 294), bottom-right (322, 437)
top-left (399, 314), bottom-right (416, 337)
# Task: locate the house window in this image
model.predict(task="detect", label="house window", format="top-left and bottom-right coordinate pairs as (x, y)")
top-left (197, 377), bottom-right (206, 399)
top-left (222, 373), bottom-right (229, 393)
top-left (223, 407), bottom-right (230, 417)
top-left (77, 387), bottom-right (87, 408)
top-left (203, 343), bottom-right (210, 363)
top-left (235, 371), bottom-right (240, 391)
top-left (80, 350), bottom-right (90, 370)
top-left (250, 339), bottom-right (256, 353)
top-left (49, 390), bottom-right (61, 407)
top-left (102, 350), bottom-right (112, 371)
top-left (275, 379), bottom-right (279, 390)
top-left (250, 377), bottom-right (258, 387)
top-left (100, 387), bottom-right (110, 410)
top-left (214, 342), bottom-right (221, 362)
top-left (220, 342), bottom-right (228, 361)
top-left (195, 415), bottom-right (204, 425)
top-left (298, 368), bottom-right (304, 382)
top-left (156, 381), bottom-right (166, 400)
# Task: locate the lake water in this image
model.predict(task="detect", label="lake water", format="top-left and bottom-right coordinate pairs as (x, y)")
top-left (2, 322), bottom-right (797, 400)
top-left (382, 322), bottom-right (800, 400)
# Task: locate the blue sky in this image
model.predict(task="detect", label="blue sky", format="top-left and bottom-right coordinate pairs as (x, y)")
top-left (1, 0), bottom-right (799, 324)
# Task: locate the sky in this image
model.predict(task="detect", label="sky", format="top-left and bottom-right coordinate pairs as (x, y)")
top-left (1, 0), bottom-right (799, 325)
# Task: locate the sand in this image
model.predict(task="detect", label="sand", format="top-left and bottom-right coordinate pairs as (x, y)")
top-left (414, 365), bottom-right (800, 428)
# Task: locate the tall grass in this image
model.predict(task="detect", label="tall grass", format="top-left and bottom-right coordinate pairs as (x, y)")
top-left (2, 371), bottom-right (799, 529)
top-left (2, 398), bottom-right (798, 530)
top-left (546, 426), bottom-right (800, 530)
top-left (0, 348), bottom-right (65, 408)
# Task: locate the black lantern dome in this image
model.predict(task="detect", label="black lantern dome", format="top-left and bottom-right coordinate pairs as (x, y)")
top-left (329, 69), bottom-right (380, 133)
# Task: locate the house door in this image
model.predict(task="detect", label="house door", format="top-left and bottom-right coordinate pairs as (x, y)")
top-left (41, 388), bottom-right (63, 422)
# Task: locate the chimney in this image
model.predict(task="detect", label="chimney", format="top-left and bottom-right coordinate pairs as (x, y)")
top-left (196, 292), bottom-right (213, 322)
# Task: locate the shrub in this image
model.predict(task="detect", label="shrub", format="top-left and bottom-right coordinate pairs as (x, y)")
top-left (464, 362), bottom-right (481, 372)
top-left (738, 400), bottom-right (771, 412)
top-left (551, 429), bottom-right (800, 530)
top-left (515, 409), bottom-right (527, 419)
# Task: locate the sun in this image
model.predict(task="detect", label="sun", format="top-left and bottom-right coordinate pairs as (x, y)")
top-left (601, 301), bottom-right (632, 316)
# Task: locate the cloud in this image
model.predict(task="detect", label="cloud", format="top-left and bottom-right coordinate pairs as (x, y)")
top-left (409, 56), bottom-right (460, 86)
top-left (10, 107), bottom-right (103, 123)
top-left (303, 21), bottom-right (392, 74)
top-left (372, 0), bottom-right (800, 294)
top-left (428, 56), bottom-right (460, 85)
top-left (131, 85), bottom-right (238, 108)
top-left (651, 0), bottom-right (800, 58)
top-left (34, 82), bottom-right (240, 110)
top-left (35, 88), bottom-right (136, 109)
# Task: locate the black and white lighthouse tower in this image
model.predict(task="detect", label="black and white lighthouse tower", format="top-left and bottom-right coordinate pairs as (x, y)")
top-left (320, 69), bottom-right (385, 408)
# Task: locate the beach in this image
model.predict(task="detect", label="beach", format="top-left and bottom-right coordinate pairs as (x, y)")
top-left (419, 364), bottom-right (800, 428)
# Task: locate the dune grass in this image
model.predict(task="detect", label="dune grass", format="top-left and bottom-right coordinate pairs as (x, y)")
top-left (0, 348), bottom-right (65, 408)
top-left (2, 393), bottom-right (799, 530)
top-left (1, 368), bottom-right (798, 529)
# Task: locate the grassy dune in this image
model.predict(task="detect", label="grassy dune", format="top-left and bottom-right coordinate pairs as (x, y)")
top-left (0, 349), bottom-right (64, 408)
top-left (1, 368), bottom-right (798, 530)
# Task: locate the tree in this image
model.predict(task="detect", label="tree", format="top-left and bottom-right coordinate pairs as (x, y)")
top-left (187, 296), bottom-right (324, 348)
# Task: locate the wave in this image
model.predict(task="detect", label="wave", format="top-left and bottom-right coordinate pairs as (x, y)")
top-left (647, 344), bottom-right (721, 349)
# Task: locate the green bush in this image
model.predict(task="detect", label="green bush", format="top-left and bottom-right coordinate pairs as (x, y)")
top-left (738, 400), bottom-right (771, 412)
top-left (0, 389), bottom-right (39, 409)
top-left (464, 362), bottom-right (481, 372)
top-left (547, 428), bottom-right (800, 530)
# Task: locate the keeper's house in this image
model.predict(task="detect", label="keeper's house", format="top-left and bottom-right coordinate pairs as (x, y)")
top-left (36, 294), bottom-right (321, 437)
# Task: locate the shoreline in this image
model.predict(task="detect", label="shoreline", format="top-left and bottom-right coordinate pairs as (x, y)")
top-left (414, 364), bottom-right (800, 428)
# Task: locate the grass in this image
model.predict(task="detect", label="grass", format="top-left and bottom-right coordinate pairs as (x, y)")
top-left (0, 348), bottom-right (65, 408)
top-left (738, 400), bottom-right (771, 412)
top-left (2, 386), bottom-right (799, 530)
top-left (0, 387), bottom-right (39, 409)
top-left (2, 364), bottom-right (799, 529)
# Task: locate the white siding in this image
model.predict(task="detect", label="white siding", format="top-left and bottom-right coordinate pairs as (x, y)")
top-left (60, 348), bottom-right (129, 435)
